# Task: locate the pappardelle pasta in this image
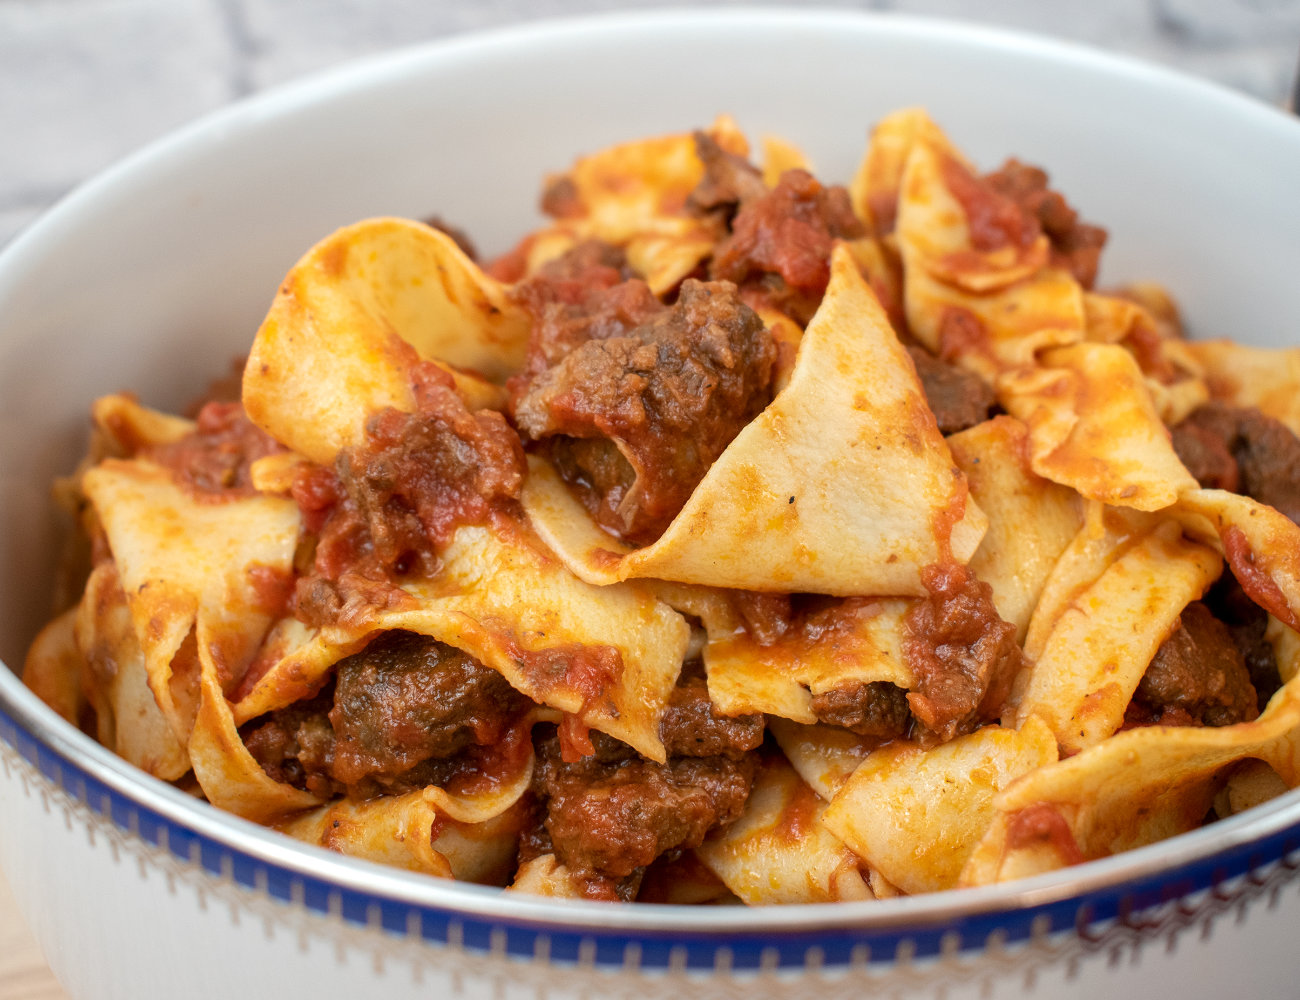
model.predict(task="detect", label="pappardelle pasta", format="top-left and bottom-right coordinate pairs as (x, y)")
top-left (24, 109), bottom-right (1300, 904)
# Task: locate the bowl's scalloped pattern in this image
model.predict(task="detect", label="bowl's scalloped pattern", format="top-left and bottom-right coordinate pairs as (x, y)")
top-left (6, 697), bottom-right (1300, 997)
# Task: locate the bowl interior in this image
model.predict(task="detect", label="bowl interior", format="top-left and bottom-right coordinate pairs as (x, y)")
top-left (2, 6), bottom-right (1300, 927)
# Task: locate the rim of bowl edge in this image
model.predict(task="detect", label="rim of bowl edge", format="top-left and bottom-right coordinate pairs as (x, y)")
top-left (2, 4), bottom-right (1300, 961)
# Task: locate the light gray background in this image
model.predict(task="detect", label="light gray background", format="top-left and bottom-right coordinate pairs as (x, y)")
top-left (2, 0), bottom-right (1298, 248)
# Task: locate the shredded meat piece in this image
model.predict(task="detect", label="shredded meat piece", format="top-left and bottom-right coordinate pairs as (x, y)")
top-left (687, 131), bottom-right (767, 220)
top-left (540, 175), bottom-right (583, 219)
top-left (1171, 418), bottom-right (1240, 493)
top-left (659, 670), bottom-right (765, 758)
top-left (1127, 602), bottom-right (1258, 728)
top-left (511, 241), bottom-right (651, 376)
top-left (242, 631), bottom-right (531, 796)
top-left (729, 590), bottom-right (795, 645)
top-left (907, 346), bottom-right (997, 434)
top-left (982, 158), bottom-right (1108, 288)
top-left (329, 630), bottom-right (530, 786)
top-left (810, 681), bottom-right (912, 740)
top-left (710, 168), bottom-right (864, 323)
top-left (240, 688), bottom-right (342, 798)
top-left (1204, 573), bottom-right (1282, 705)
top-left (143, 400), bottom-right (284, 500)
top-left (293, 364), bottom-right (525, 608)
top-left (903, 563), bottom-right (1023, 741)
top-left (1172, 402), bottom-right (1300, 524)
top-left (534, 729), bottom-right (755, 880)
top-left (513, 279), bottom-right (776, 545)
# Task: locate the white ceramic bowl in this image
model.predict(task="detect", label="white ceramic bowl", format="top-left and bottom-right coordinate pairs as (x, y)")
top-left (3, 10), bottom-right (1300, 999)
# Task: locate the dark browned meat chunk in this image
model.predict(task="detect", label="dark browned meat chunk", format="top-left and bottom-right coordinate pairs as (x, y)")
top-left (907, 346), bottom-right (997, 434)
top-left (535, 730), bottom-right (755, 879)
top-left (810, 681), bottom-right (912, 740)
top-left (903, 563), bottom-right (1022, 741)
top-left (982, 159), bottom-right (1108, 288)
top-left (1172, 402), bottom-right (1300, 524)
top-left (240, 688), bottom-right (341, 798)
top-left (297, 364), bottom-right (526, 599)
top-left (1171, 417), bottom-right (1240, 492)
top-left (1204, 573), bottom-right (1282, 706)
top-left (710, 168), bottom-right (864, 322)
top-left (329, 630), bottom-right (529, 786)
top-left (659, 672), bottom-right (765, 758)
top-left (728, 590), bottom-right (795, 646)
top-left (143, 401), bottom-right (284, 500)
top-left (511, 242), bottom-right (654, 376)
top-left (687, 131), bottom-right (767, 220)
top-left (1129, 602), bottom-right (1258, 727)
top-left (513, 279), bottom-right (776, 545)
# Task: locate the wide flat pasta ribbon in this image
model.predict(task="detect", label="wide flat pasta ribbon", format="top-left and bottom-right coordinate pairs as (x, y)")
top-left (893, 125), bottom-right (1084, 375)
top-left (71, 565), bottom-right (191, 780)
top-left (696, 755), bottom-right (872, 904)
top-left (528, 116), bottom-right (749, 295)
top-left (1176, 488), bottom-right (1300, 631)
top-left (521, 243), bottom-right (987, 596)
top-left (1011, 518), bottom-right (1221, 754)
top-left (279, 783), bottom-right (531, 885)
top-left (848, 107), bottom-right (960, 237)
top-left (767, 717), bottom-right (878, 801)
top-left (189, 622), bottom-right (323, 824)
top-left (947, 416), bottom-right (1081, 641)
top-left (998, 342), bottom-right (1199, 511)
top-left (23, 609), bottom-right (86, 729)
top-left (81, 459), bottom-right (301, 746)
top-left (964, 633), bottom-right (1300, 887)
top-left (703, 598), bottom-right (913, 723)
top-left (1184, 340), bottom-right (1300, 436)
top-left (235, 521), bottom-right (688, 763)
top-left (821, 716), bottom-right (1058, 895)
top-left (243, 218), bottom-right (519, 464)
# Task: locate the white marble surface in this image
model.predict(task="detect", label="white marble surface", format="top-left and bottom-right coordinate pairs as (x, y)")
top-left (1, 0), bottom-right (1297, 248)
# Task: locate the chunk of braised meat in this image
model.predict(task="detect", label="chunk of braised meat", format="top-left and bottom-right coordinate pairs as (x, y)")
top-left (1127, 602), bottom-right (1258, 728)
top-left (686, 131), bottom-right (767, 221)
top-left (728, 590), bottom-right (794, 646)
top-left (514, 797), bottom-right (644, 901)
top-left (710, 168), bottom-right (865, 323)
top-left (511, 241), bottom-right (653, 376)
top-left (907, 346), bottom-right (997, 434)
top-left (903, 563), bottom-right (1023, 741)
top-left (240, 687), bottom-right (341, 798)
top-left (579, 665), bottom-right (763, 762)
top-left (329, 630), bottom-right (531, 787)
top-left (242, 632), bottom-right (533, 797)
top-left (810, 682), bottom-right (912, 740)
top-left (143, 400), bottom-right (284, 500)
top-left (534, 729), bottom-right (755, 880)
top-left (1204, 572), bottom-right (1282, 705)
top-left (539, 175), bottom-right (583, 219)
top-left (1172, 402), bottom-right (1300, 524)
top-left (294, 365), bottom-right (526, 603)
top-left (659, 669), bottom-right (765, 758)
top-left (982, 158), bottom-right (1108, 288)
top-left (513, 279), bottom-right (776, 545)
top-left (1171, 416), bottom-right (1240, 493)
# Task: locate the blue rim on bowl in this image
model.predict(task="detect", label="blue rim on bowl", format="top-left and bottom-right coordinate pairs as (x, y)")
top-left (3, 6), bottom-right (1300, 975)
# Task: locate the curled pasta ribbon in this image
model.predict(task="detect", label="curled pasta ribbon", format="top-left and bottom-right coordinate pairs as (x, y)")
top-left (243, 218), bottom-right (521, 465)
top-left (522, 244), bottom-right (987, 597)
